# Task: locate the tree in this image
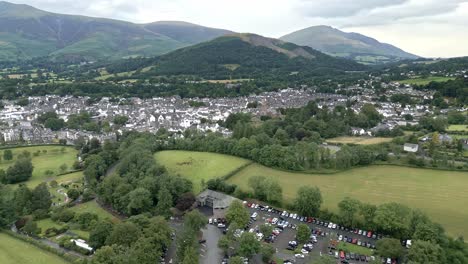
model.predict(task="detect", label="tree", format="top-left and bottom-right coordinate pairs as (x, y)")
top-left (23, 220), bottom-right (40, 236)
top-left (129, 237), bottom-right (164, 264)
top-left (59, 163), bottom-right (68, 173)
top-left (184, 210), bottom-right (207, 232)
top-left (296, 224), bottom-right (311, 243)
top-left (374, 203), bottom-right (412, 238)
top-left (155, 187), bottom-right (173, 218)
top-left (181, 245), bottom-right (198, 264)
top-left (260, 243), bottom-right (275, 262)
top-left (376, 238), bottom-right (405, 259)
top-left (226, 200), bottom-right (249, 228)
top-left (238, 232), bottom-right (260, 258)
top-left (3, 150), bottom-right (13, 161)
top-left (294, 186), bottom-right (322, 216)
top-left (31, 183), bottom-right (51, 212)
top-left (338, 197), bottom-right (361, 227)
top-left (127, 188), bottom-right (153, 215)
top-left (0, 185), bottom-right (16, 228)
top-left (13, 184), bottom-right (32, 215)
top-left (106, 222), bottom-right (141, 247)
top-left (407, 240), bottom-right (442, 264)
top-left (229, 256), bottom-right (244, 264)
top-left (218, 236), bottom-right (230, 254)
top-left (176, 192), bottom-right (196, 211)
top-left (259, 224), bottom-right (274, 238)
top-left (6, 158), bottom-right (34, 183)
top-left (67, 189), bottom-right (80, 201)
top-left (113, 116), bottom-right (129, 126)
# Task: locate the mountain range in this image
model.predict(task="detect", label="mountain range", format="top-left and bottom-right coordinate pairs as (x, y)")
top-left (280, 25), bottom-right (419, 64)
top-left (0, 1), bottom-right (232, 61)
top-left (0, 1), bottom-right (418, 65)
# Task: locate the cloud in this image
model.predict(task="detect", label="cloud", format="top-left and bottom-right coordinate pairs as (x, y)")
top-left (296, 0), bottom-right (408, 18)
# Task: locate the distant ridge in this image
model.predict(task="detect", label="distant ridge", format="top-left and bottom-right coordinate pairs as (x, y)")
top-left (281, 25), bottom-right (419, 64)
top-left (0, 1), bottom-right (233, 61)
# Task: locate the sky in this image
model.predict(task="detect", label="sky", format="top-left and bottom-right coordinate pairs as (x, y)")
top-left (7, 0), bottom-right (468, 58)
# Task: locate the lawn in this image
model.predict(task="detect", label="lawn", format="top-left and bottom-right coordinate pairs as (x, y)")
top-left (326, 137), bottom-right (393, 145)
top-left (337, 242), bottom-right (374, 256)
top-left (228, 163), bottom-right (468, 239)
top-left (36, 218), bottom-right (90, 240)
top-left (0, 145), bottom-right (78, 187)
top-left (0, 232), bottom-right (69, 264)
top-left (447, 125), bottom-right (468, 132)
top-left (69, 200), bottom-right (120, 223)
top-left (399, 76), bottom-right (455, 85)
top-left (154, 150), bottom-right (251, 193)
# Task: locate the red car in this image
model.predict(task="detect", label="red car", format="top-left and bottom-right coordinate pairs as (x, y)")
top-left (246, 203), bottom-right (252, 207)
top-left (307, 217), bottom-right (313, 223)
top-left (352, 238), bottom-right (358, 244)
top-left (367, 231), bottom-right (372, 238)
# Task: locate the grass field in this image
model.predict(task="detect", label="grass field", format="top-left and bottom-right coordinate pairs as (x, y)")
top-left (0, 233), bottom-right (69, 264)
top-left (154, 150), bottom-right (251, 193)
top-left (399, 76), bottom-right (455, 85)
top-left (69, 200), bottom-right (120, 223)
top-left (1, 146), bottom-right (78, 187)
top-left (36, 218), bottom-right (90, 240)
top-left (228, 163), bottom-right (468, 238)
top-left (337, 242), bottom-right (374, 256)
top-left (447, 125), bottom-right (468, 132)
top-left (326, 137), bottom-right (393, 145)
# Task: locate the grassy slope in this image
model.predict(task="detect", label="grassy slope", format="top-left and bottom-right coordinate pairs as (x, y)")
top-left (399, 76), bottom-right (455, 85)
top-left (0, 146), bottom-right (78, 187)
top-left (326, 137), bottom-right (393, 145)
top-left (447, 125), bottom-right (468, 132)
top-left (229, 163), bottom-right (468, 238)
top-left (0, 233), bottom-right (69, 264)
top-left (154, 150), bottom-right (251, 193)
top-left (69, 200), bottom-right (120, 223)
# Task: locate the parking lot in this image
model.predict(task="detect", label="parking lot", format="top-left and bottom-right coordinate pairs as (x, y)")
top-left (245, 203), bottom-right (380, 263)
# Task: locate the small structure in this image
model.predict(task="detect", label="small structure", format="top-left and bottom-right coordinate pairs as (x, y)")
top-left (71, 239), bottom-right (93, 252)
top-left (403, 143), bottom-right (419, 153)
top-left (439, 134), bottom-right (453, 144)
top-left (197, 189), bottom-right (238, 218)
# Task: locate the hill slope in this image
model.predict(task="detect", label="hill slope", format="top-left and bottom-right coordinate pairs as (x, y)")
top-left (280, 25), bottom-right (419, 64)
top-left (0, 1), bottom-right (231, 61)
top-left (143, 33), bottom-right (367, 79)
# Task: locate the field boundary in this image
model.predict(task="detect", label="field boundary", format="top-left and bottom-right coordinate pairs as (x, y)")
top-left (220, 161), bottom-right (254, 181)
top-left (0, 144), bottom-right (72, 150)
top-left (1, 230), bottom-right (81, 263)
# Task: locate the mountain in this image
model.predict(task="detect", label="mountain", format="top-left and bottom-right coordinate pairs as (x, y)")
top-left (280, 25), bottom-right (419, 65)
top-left (141, 33), bottom-right (367, 79)
top-left (0, 1), bottom-right (231, 61)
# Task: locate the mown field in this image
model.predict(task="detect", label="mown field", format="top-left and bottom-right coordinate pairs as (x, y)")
top-left (0, 145), bottom-right (78, 187)
top-left (399, 76), bottom-right (455, 85)
top-left (447, 124), bottom-right (468, 132)
top-left (154, 150), bottom-right (251, 193)
top-left (0, 232), bottom-right (69, 264)
top-left (229, 163), bottom-right (468, 238)
top-left (326, 136), bottom-right (393, 145)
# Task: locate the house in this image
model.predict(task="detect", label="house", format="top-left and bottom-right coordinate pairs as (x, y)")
top-left (71, 239), bottom-right (93, 252)
top-left (350, 127), bottom-right (366, 136)
top-left (439, 134), bottom-right (453, 144)
top-left (197, 190), bottom-right (238, 218)
top-left (404, 143), bottom-right (419, 153)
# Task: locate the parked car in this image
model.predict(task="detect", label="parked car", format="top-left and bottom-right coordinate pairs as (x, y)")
top-left (295, 254), bottom-right (305, 259)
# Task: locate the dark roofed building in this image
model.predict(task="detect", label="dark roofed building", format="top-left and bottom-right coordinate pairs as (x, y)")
top-left (197, 190), bottom-right (238, 218)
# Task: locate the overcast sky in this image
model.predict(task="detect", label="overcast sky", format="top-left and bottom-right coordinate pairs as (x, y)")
top-left (7, 0), bottom-right (468, 58)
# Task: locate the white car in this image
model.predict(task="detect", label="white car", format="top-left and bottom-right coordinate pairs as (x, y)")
top-left (295, 254), bottom-right (305, 259)
top-left (251, 212), bottom-right (257, 219)
top-left (386, 258), bottom-right (391, 264)
top-left (332, 223), bottom-right (337, 229)
top-left (338, 235), bottom-right (343, 241)
top-left (208, 218), bottom-right (213, 224)
top-left (328, 223), bottom-right (333, 228)
top-left (301, 249), bottom-right (309, 254)
top-left (217, 223), bottom-right (226, 228)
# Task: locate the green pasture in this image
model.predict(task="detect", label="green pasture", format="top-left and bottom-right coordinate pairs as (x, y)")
top-left (229, 163), bottom-right (468, 238)
top-left (0, 146), bottom-right (78, 187)
top-left (399, 76), bottom-right (454, 85)
top-left (0, 232), bottom-right (69, 264)
top-left (154, 150), bottom-right (251, 193)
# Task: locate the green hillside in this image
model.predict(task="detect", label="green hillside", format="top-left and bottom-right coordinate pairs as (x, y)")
top-left (145, 33), bottom-right (367, 79)
top-left (281, 25), bottom-right (419, 64)
top-left (0, 1), bottom-right (230, 61)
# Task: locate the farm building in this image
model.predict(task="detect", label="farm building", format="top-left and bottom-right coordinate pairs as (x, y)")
top-left (404, 143), bottom-right (419, 153)
top-left (197, 190), bottom-right (238, 218)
